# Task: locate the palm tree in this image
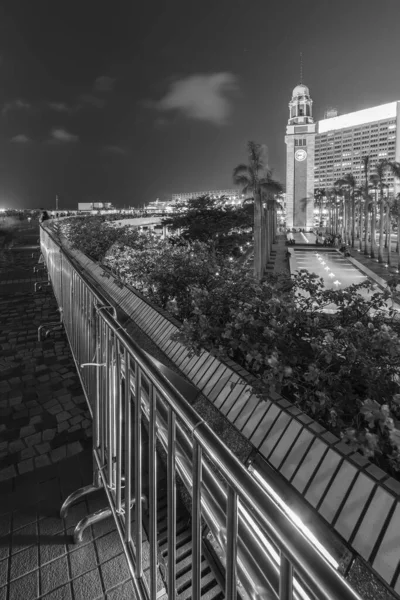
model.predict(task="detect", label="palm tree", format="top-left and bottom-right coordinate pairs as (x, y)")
top-left (336, 174), bottom-right (357, 247)
top-left (262, 176), bottom-right (284, 250)
top-left (369, 173), bottom-right (379, 259)
top-left (372, 160), bottom-right (390, 263)
top-left (362, 155), bottom-right (371, 255)
top-left (333, 180), bottom-right (347, 241)
top-left (354, 186), bottom-right (364, 251)
top-left (233, 142), bottom-right (281, 280)
top-left (393, 194), bottom-right (400, 268)
top-left (314, 188), bottom-right (326, 231)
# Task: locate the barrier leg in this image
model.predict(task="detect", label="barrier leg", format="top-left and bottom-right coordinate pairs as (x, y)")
top-left (73, 506), bottom-right (113, 544)
top-left (60, 483), bottom-right (100, 520)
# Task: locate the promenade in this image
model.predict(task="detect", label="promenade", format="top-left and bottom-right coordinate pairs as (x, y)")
top-left (0, 224), bottom-right (132, 600)
top-left (1, 222), bottom-right (399, 599)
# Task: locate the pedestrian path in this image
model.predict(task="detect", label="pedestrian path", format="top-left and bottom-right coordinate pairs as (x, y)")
top-left (0, 225), bottom-right (131, 599)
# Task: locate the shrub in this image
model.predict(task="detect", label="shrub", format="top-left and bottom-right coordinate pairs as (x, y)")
top-left (60, 216), bottom-right (400, 474)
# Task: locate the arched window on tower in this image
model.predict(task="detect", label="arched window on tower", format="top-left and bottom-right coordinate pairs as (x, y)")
top-left (306, 105), bottom-right (310, 116)
top-left (298, 105), bottom-right (304, 116)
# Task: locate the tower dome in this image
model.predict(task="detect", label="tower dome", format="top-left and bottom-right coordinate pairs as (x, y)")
top-left (288, 82), bottom-right (313, 125)
top-left (292, 84), bottom-right (310, 97)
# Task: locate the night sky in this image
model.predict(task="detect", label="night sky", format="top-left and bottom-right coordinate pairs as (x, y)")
top-left (1, 0), bottom-right (400, 210)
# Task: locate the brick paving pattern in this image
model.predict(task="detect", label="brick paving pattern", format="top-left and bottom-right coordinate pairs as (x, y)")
top-left (0, 224), bottom-right (131, 599)
top-left (0, 450), bottom-right (135, 600)
top-left (0, 235), bottom-right (92, 482)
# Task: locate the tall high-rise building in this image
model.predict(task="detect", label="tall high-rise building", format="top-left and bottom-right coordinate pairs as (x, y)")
top-left (285, 84), bottom-right (400, 228)
top-left (314, 102), bottom-right (400, 193)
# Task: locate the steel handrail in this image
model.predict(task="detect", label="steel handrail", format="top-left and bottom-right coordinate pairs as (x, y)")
top-left (40, 221), bottom-right (363, 600)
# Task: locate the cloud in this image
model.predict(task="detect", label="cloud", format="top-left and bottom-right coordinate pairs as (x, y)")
top-left (94, 76), bottom-right (115, 92)
top-left (80, 93), bottom-right (106, 109)
top-left (152, 72), bottom-right (238, 125)
top-left (2, 99), bottom-right (31, 116)
top-left (11, 134), bottom-right (31, 143)
top-left (48, 102), bottom-right (71, 112)
top-left (50, 128), bottom-right (79, 143)
top-left (102, 145), bottom-right (126, 155)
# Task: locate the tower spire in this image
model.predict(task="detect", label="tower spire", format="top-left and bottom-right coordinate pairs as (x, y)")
top-left (300, 52), bottom-right (303, 85)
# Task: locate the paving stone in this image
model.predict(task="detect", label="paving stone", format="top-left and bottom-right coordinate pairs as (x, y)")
top-left (8, 569), bottom-right (39, 600)
top-left (57, 422), bottom-right (69, 433)
top-left (34, 454), bottom-right (51, 469)
top-left (36, 442), bottom-right (51, 455)
top-left (63, 401), bottom-right (75, 411)
top-left (68, 424), bottom-right (81, 433)
top-left (50, 446), bottom-right (66, 463)
top-left (69, 542), bottom-right (97, 578)
top-left (24, 432), bottom-right (42, 448)
top-left (40, 555), bottom-right (69, 595)
top-left (10, 545), bottom-right (38, 581)
top-left (42, 429), bottom-right (56, 442)
top-left (8, 440), bottom-right (25, 454)
top-left (18, 458), bottom-right (34, 475)
top-left (0, 465), bottom-right (17, 481)
top-left (56, 411), bottom-right (72, 424)
top-left (66, 442), bottom-right (83, 457)
top-left (48, 405), bottom-right (63, 416)
top-left (100, 553), bottom-right (130, 592)
top-left (43, 399), bottom-right (58, 410)
top-left (106, 578), bottom-right (136, 599)
top-left (20, 447), bottom-right (36, 461)
top-left (72, 568), bottom-right (103, 600)
top-left (96, 530), bottom-right (122, 564)
top-left (42, 584), bottom-right (73, 599)
top-left (20, 425), bottom-right (37, 439)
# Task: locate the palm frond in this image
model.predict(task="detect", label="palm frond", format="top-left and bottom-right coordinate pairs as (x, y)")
top-left (232, 164), bottom-right (250, 178)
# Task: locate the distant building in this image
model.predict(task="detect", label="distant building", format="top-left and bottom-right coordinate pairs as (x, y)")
top-left (323, 107), bottom-right (338, 119)
top-left (78, 202), bottom-right (114, 211)
top-left (285, 81), bottom-right (400, 228)
top-left (171, 189), bottom-right (243, 205)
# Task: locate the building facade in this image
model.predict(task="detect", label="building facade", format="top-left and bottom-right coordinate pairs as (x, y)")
top-left (285, 85), bottom-right (400, 228)
top-left (171, 189), bottom-right (243, 204)
top-left (315, 102), bottom-right (400, 193)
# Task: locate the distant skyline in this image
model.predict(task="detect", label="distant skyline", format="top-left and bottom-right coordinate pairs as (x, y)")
top-left (1, 0), bottom-right (400, 209)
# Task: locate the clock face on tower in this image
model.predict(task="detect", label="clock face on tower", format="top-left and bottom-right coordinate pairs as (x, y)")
top-left (295, 149), bottom-right (307, 161)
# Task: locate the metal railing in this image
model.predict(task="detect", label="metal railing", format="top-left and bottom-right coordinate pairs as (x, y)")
top-left (39, 222), bottom-right (363, 600)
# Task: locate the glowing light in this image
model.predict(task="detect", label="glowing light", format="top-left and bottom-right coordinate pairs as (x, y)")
top-left (250, 467), bottom-right (339, 570)
top-left (334, 280), bottom-right (341, 286)
top-left (329, 272), bottom-right (335, 278)
top-left (318, 101), bottom-right (398, 133)
top-left (324, 266), bottom-right (330, 271)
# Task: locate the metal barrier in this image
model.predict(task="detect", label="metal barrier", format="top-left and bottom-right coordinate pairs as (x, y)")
top-left (40, 222), bottom-right (363, 600)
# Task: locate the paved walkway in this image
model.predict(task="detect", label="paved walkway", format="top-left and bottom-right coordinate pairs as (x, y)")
top-left (0, 224), bottom-right (131, 600)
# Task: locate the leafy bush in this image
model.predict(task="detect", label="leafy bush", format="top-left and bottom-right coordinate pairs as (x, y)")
top-left (104, 238), bottom-right (232, 321)
top-left (62, 216), bottom-right (400, 474)
top-left (59, 216), bottom-right (141, 262)
top-left (173, 268), bottom-right (400, 473)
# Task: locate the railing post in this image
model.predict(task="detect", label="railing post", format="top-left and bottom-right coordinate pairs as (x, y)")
top-left (192, 440), bottom-right (202, 600)
top-left (135, 367), bottom-right (143, 578)
top-left (167, 407), bottom-right (177, 598)
top-left (149, 384), bottom-right (158, 598)
top-left (226, 487), bottom-right (238, 600)
top-left (280, 553), bottom-right (293, 600)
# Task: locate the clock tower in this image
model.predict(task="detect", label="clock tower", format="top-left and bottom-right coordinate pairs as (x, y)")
top-left (285, 83), bottom-right (316, 229)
